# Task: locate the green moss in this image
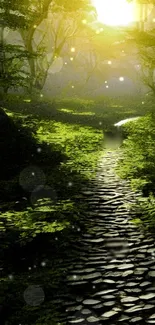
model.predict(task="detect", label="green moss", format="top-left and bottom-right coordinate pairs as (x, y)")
top-left (117, 114), bottom-right (155, 231)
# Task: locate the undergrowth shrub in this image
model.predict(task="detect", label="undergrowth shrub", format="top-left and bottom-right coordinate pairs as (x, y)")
top-left (117, 113), bottom-right (155, 231)
top-left (117, 114), bottom-right (155, 195)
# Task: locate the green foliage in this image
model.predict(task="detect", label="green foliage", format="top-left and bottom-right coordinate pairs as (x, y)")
top-left (117, 113), bottom-right (155, 230)
top-left (37, 121), bottom-right (103, 178)
top-left (0, 201), bottom-right (71, 243)
top-left (0, 99), bottom-right (103, 247)
top-left (129, 28), bottom-right (155, 94)
top-left (0, 0), bottom-right (36, 93)
top-left (0, 0), bottom-right (29, 30)
top-left (0, 44), bottom-right (32, 92)
top-left (55, 0), bottom-right (93, 12)
top-left (117, 114), bottom-right (155, 194)
top-left (132, 195), bottom-right (155, 231)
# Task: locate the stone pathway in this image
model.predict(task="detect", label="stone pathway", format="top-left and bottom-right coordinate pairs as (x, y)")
top-left (54, 150), bottom-right (155, 325)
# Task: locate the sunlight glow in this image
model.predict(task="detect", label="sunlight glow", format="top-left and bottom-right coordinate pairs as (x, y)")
top-left (108, 61), bottom-right (112, 65)
top-left (119, 77), bottom-right (124, 81)
top-left (92, 0), bottom-right (134, 26)
top-left (71, 47), bottom-right (75, 52)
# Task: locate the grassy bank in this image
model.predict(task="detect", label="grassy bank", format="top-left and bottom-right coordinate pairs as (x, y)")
top-left (0, 96), bottom-right (104, 325)
top-left (116, 113), bottom-right (155, 232)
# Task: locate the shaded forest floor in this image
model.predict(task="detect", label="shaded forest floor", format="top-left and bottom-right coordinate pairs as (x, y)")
top-left (0, 94), bottom-right (154, 324)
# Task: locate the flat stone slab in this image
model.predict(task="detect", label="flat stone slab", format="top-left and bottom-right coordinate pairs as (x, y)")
top-left (87, 316), bottom-right (100, 323)
top-left (69, 319), bottom-right (84, 324)
top-left (121, 296), bottom-right (139, 303)
top-left (101, 294), bottom-right (116, 300)
top-left (83, 299), bottom-right (101, 306)
top-left (125, 305), bottom-right (144, 314)
top-left (104, 301), bottom-right (116, 307)
top-left (118, 264), bottom-right (134, 270)
top-left (122, 270), bottom-right (134, 277)
top-left (126, 282), bottom-right (138, 288)
top-left (148, 271), bottom-right (155, 278)
top-left (68, 281), bottom-right (88, 286)
top-left (84, 238), bottom-right (104, 243)
top-left (130, 316), bottom-right (143, 323)
top-left (82, 272), bottom-right (101, 280)
top-left (101, 310), bottom-right (119, 318)
top-left (140, 281), bottom-right (151, 287)
top-left (140, 293), bottom-right (155, 300)
top-left (103, 279), bottom-right (115, 284)
top-left (143, 305), bottom-right (155, 311)
top-left (81, 309), bottom-right (91, 315)
top-left (94, 289), bottom-right (117, 296)
top-left (104, 264), bottom-right (117, 270)
top-left (149, 314), bottom-right (155, 320)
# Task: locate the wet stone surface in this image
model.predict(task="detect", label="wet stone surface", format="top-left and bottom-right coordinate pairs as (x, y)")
top-left (55, 151), bottom-right (155, 324)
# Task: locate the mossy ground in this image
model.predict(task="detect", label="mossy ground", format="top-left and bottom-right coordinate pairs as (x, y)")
top-left (116, 112), bottom-right (155, 232)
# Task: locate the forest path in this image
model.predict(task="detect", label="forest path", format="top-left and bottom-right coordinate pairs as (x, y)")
top-left (56, 149), bottom-right (155, 325)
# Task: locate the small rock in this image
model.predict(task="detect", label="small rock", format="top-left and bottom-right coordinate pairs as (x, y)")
top-left (122, 270), bottom-right (134, 277)
top-left (126, 282), bottom-right (138, 288)
top-left (130, 316), bottom-right (143, 323)
top-left (92, 279), bottom-right (103, 284)
top-left (104, 301), bottom-right (116, 307)
top-left (118, 264), bottom-right (134, 270)
top-left (87, 316), bottom-right (100, 323)
top-left (125, 305), bottom-right (144, 313)
top-left (103, 279), bottom-right (115, 284)
top-left (143, 305), bottom-right (155, 310)
top-left (94, 289), bottom-right (117, 296)
top-left (140, 293), bottom-right (155, 300)
top-left (69, 319), bottom-right (84, 324)
top-left (101, 310), bottom-right (118, 318)
top-left (118, 314), bottom-right (130, 322)
top-left (92, 303), bottom-right (104, 310)
top-left (121, 296), bottom-right (139, 303)
top-left (83, 299), bottom-right (100, 306)
top-left (82, 272), bottom-right (101, 280)
top-left (81, 309), bottom-right (91, 315)
top-left (134, 268), bottom-right (148, 275)
top-left (104, 265), bottom-right (117, 270)
top-left (148, 271), bottom-right (155, 278)
top-left (140, 281), bottom-right (151, 288)
top-left (102, 295), bottom-right (115, 300)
